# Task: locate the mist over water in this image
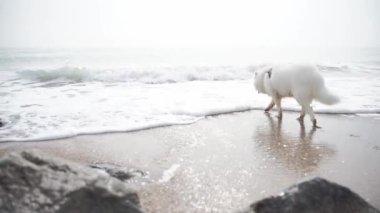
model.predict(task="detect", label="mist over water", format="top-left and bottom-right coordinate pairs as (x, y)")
top-left (1, 47), bottom-right (380, 68)
top-left (0, 48), bottom-right (380, 142)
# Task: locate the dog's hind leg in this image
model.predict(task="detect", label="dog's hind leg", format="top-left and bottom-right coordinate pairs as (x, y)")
top-left (305, 105), bottom-right (320, 128)
top-left (297, 106), bottom-right (305, 122)
top-left (274, 97), bottom-right (282, 119)
top-left (264, 99), bottom-right (275, 113)
top-left (293, 91), bottom-right (312, 125)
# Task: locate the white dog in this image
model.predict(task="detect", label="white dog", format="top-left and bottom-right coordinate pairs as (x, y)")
top-left (254, 64), bottom-right (339, 127)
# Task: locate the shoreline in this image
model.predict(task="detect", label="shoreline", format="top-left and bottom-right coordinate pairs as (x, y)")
top-left (2, 108), bottom-right (379, 143)
top-left (1, 110), bottom-right (380, 212)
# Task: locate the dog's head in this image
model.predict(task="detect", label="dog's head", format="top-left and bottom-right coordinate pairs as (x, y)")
top-left (254, 67), bottom-right (272, 94)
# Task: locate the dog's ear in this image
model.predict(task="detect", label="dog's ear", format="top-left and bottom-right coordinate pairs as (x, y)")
top-left (267, 68), bottom-right (272, 78)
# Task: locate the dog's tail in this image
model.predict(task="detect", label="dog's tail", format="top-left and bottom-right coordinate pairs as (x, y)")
top-left (315, 86), bottom-right (340, 105)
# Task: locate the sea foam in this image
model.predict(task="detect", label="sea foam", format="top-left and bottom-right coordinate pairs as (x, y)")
top-left (0, 48), bottom-right (380, 142)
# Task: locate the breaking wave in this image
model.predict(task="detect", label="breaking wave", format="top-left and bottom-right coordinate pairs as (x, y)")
top-left (17, 63), bottom-right (379, 84)
top-left (18, 65), bottom-right (258, 83)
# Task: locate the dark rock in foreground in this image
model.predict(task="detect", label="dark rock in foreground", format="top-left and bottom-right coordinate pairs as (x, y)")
top-left (245, 177), bottom-right (380, 213)
top-left (0, 150), bottom-right (143, 213)
top-left (1, 150), bottom-right (378, 213)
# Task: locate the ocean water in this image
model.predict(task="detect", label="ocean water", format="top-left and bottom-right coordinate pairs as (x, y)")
top-left (0, 48), bottom-right (379, 142)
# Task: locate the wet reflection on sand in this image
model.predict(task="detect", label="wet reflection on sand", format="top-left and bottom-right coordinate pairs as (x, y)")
top-left (254, 113), bottom-right (334, 175)
top-left (137, 112), bottom-right (337, 212)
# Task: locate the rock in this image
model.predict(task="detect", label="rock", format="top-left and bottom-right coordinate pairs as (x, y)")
top-left (244, 177), bottom-right (379, 213)
top-left (89, 163), bottom-right (145, 182)
top-left (0, 150), bottom-right (144, 213)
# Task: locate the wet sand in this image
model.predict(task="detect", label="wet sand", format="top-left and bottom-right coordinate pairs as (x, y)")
top-left (1, 110), bottom-right (380, 212)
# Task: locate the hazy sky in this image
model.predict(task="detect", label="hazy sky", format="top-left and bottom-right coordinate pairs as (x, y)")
top-left (0, 0), bottom-right (379, 48)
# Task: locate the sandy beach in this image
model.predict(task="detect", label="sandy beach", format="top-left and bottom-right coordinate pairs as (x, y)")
top-left (1, 110), bottom-right (380, 212)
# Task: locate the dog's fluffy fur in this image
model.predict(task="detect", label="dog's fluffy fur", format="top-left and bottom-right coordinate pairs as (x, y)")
top-left (254, 64), bottom-right (339, 127)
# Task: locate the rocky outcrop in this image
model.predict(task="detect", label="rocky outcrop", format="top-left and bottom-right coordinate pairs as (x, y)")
top-left (1, 150), bottom-right (379, 213)
top-left (0, 150), bottom-right (143, 213)
top-left (89, 163), bottom-right (145, 182)
top-left (245, 177), bottom-right (380, 213)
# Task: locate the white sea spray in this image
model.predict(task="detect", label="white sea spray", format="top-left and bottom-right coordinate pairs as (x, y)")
top-left (0, 48), bottom-right (379, 142)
